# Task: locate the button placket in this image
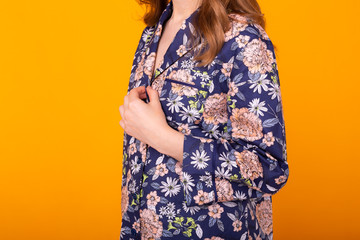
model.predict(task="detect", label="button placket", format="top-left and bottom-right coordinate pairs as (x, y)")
top-left (128, 141), bottom-right (148, 207)
top-left (132, 144), bottom-right (149, 207)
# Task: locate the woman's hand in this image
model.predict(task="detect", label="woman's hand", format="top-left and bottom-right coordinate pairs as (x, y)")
top-left (119, 85), bottom-right (167, 145)
top-left (119, 85), bottom-right (184, 163)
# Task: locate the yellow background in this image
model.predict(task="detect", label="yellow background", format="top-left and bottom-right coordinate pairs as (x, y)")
top-left (1, 0), bottom-right (359, 239)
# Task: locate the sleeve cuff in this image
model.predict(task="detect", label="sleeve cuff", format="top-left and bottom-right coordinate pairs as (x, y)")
top-left (181, 134), bottom-right (218, 207)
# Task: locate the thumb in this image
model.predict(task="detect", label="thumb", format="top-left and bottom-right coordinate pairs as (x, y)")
top-left (147, 85), bottom-right (160, 106)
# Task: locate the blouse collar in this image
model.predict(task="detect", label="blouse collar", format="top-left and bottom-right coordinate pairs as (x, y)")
top-left (144, 0), bottom-right (201, 83)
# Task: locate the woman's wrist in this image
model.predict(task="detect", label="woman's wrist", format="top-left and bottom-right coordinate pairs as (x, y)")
top-left (149, 125), bottom-right (184, 164)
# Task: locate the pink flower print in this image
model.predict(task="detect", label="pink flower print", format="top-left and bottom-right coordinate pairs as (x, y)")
top-left (221, 62), bottom-right (233, 77)
top-left (155, 163), bottom-right (168, 177)
top-left (176, 45), bottom-right (187, 57)
top-left (175, 161), bottom-right (183, 181)
top-left (128, 142), bottom-right (137, 156)
top-left (243, 38), bottom-right (274, 74)
top-left (134, 52), bottom-right (145, 81)
top-left (230, 107), bottom-right (263, 141)
top-left (255, 199), bottom-right (273, 235)
top-left (139, 208), bottom-right (163, 239)
top-left (215, 178), bottom-right (235, 202)
top-left (132, 219), bottom-right (140, 233)
top-left (144, 52), bottom-right (156, 78)
top-left (235, 149), bottom-right (264, 181)
top-left (275, 175), bottom-right (287, 184)
top-left (227, 81), bottom-right (239, 97)
top-left (235, 34), bottom-right (250, 48)
top-left (177, 123), bottom-right (191, 135)
top-left (193, 190), bottom-right (210, 205)
top-left (207, 203), bottom-right (224, 219)
top-left (203, 93), bottom-right (228, 125)
top-left (262, 131), bottom-right (275, 147)
top-left (139, 141), bottom-right (147, 163)
top-left (155, 24), bottom-right (162, 36)
top-left (146, 191), bottom-right (161, 207)
top-left (232, 219), bottom-right (242, 232)
top-left (121, 185), bottom-right (129, 216)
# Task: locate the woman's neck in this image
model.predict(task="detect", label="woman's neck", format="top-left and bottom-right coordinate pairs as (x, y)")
top-left (171, 0), bottom-right (202, 23)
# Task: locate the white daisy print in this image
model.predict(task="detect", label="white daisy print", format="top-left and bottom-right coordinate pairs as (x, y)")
top-left (181, 59), bottom-right (195, 69)
top-left (200, 72), bottom-right (210, 82)
top-left (179, 106), bottom-right (200, 123)
top-left (248, 98), bottom-right (268, 116)
top-left (130, 158), bottom-right (141, 174)
top-left (215, 166), bottom-right (231, 179)
top-left (268, 81), bottom-right (281, 101)
top-left (219, 152), bottom-right (237, 171)
top-left (190, 149), bottom-right (210, 169)
top-left (248, 74), bottom-right (270, 94)
top-left (159, 206), bottom-right (168, 216)
top-left (182, 172), bottom-right (195, 194)
top-left (166, 95), bottom-right (184, 113)
top-left (199, 172), bottom-right (213, 188)
top-left (160, 177), bottom-right (181, 197)
top-left (142, 28), bottom-right (154, 42)
top-left (234, 190), bottom-right (247, 201)
top-left (203, 123), bottom-right (221, 139)
top-left (182, 201), bottom-right (201, 215)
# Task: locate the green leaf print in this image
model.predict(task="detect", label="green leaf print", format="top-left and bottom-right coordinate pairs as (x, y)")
top-left (198, 104), bottom-right (204, 114)
top-left (189, 100), bottom-right (197, 109)
top-left (198, 90), bottom-right (207, 99)
top-left (154, 69), bottom-right (161, 78)
top-left (142, 173), bottom-right (148, 182)
top-left (167, 222), bottom-right (177, 231)
top-left (167, 217), bottom-right (197, 238)
top-left (183, 229), bottom-right (192, 237)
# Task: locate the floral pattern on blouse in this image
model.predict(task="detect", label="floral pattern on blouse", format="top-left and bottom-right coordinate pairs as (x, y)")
top-left (119, 1), bottom-right (289, 239)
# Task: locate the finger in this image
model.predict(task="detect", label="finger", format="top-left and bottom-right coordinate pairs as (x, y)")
top-left (123, 94), bottom-right (129, 111)
top-left (128, 85), bottom-right (146, 102)
top-left (119, 104), bottom-right (125, 121)
top-left (119, 119), bottom-right (125, 130)
top-left (138, 85), bottom-right (148, 99)
top-left (147, 85), bottom-right (160, 107)
top-left (139, 90), bottom-right (147, 100)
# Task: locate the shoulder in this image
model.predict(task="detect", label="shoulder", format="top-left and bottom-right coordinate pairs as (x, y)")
top-left (133, 25), bottom-right (157, 56)
top-left (221, 13), bottom-right (275, 61)
top-left (208, 14), bottom-right (278, 88)
top-left (137, 25), bottom-right (156, 47)
top-left (215, 13), bottom-right (277, 72)
top-left (225, 13), bottom-right (271, 43)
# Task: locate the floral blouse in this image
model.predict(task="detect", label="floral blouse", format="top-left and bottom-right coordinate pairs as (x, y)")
top-left (119, 1), bottom-right (289, 239)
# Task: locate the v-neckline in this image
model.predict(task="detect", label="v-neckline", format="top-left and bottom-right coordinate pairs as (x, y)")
top-left (150, 9), bottom-right (179, 79)
top-left (149, 2), bottom-right (200, 81)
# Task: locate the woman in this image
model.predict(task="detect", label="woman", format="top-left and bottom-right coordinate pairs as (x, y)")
top-left (118, 0), bottom-right (289, 239)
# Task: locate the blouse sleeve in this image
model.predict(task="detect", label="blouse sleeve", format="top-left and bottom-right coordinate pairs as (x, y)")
top-left (181, 25), bottom-right (289, 207)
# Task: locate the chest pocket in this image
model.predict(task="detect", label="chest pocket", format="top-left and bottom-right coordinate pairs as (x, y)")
top-left (158, 68), bottom-right (209, 127)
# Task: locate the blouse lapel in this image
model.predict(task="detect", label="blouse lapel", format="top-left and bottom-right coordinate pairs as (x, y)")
top-left (159, 8), bottom-right (200, 74)
top-left (141, 1), bottom-right (172, 87)
top-left (143, 0), bottom-right (201, 87)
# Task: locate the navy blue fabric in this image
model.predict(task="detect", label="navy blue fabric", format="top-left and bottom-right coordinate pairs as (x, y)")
top-left (120, 1), bottom-right (289, 239)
